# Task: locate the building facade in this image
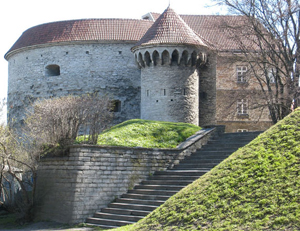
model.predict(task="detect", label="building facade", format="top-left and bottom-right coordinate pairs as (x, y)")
top-left (5, 7), bottom-right (273, 132)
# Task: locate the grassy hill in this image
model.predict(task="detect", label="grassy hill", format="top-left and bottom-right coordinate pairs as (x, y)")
top-left (82, 119), bottom-right (201, 149)
top-left (113, 109), bottom-right (300, 230)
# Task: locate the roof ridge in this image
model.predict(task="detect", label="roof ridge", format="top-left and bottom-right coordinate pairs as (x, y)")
top-left (23, 18), bottom-right (151, 31)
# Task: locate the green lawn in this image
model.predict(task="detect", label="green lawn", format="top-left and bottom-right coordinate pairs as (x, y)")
top-left (112, 109), bottom-right (300, 230)
top-left (78, 119), bottom-right (201, 148)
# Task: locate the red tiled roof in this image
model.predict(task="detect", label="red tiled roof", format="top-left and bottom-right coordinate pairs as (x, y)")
top-left (181, 15), bottom-right (257, 51)
top-left (5, 10), bottom-right (258, 58)
top-left (5, 19), bottom-right (153, 58)
top-left (132, 7), bottom-right (207, 50)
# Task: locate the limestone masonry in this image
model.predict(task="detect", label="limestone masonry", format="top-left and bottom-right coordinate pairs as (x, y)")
top-left (5, 6), bottom-right (273, 132)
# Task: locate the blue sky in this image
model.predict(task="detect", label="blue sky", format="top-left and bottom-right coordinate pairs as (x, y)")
top-left (0, 0), bottom-right (226, 123)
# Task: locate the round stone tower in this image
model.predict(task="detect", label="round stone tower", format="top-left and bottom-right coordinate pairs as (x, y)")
top-left (132, 6), bottom-right (208, 125)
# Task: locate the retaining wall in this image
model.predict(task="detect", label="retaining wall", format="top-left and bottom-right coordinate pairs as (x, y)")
top-left (35, 127), bottom-right (220, 224)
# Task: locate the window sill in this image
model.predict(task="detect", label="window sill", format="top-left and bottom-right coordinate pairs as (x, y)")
top-left (237, 114), bottom-right (249, 119)
top-left (237, 81), bottom-right (248, 85)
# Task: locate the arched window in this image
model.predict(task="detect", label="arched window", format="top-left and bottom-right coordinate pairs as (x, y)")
top-left (180, 50), bottom-right (189, 65)
top-left (138, 53), bottom-right (145, 68)
top-left (45, 64), bottom-right (60, 77)
top-left (162, 50), bottom-right (170, 65)
top-left (171, 50), bottom-right (179, 65)
top-left (144, 51), bottom-right (151, 67)
top-left (152, 50), bottom-right (160, 66)
top-left (191, 51), bottom-right (197, 66)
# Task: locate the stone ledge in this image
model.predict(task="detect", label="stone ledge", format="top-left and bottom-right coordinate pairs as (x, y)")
top-left (176, 127), bottom-right (215, 149)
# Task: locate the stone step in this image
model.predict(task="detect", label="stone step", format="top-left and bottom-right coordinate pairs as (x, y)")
top-left (153, 170), bottom-right (209, 176)
top-left (200, 146), bottom-right (240, 151)
top-left (141, 179), bottom-right (194, 185)
top-left (192, 150), bottom-right (237, 156)
top-left (116, 198), bottom-right (165, 206)
top-left (93, 212), bottom-right (144, 222)
top-left (172, 166), bottom-right (216, 170)
top-left (108, 202), bottom-right (158, 211)
top-left (180, 158), bottom-right (225, 163)
top-left (147, 175), bottom-right (200, 181)
top-left (173, 163), bottom-right (219, 168)
top-left (186, 153), bottom-right (231, 158)
top-left (205, 142), bottom-right (250, 147)
top-left (86, 217), bottom-right (134, 227)
top-left (101, 207), bottom-right (150, 216)
top-left (122, 193), bottom-right (170, 201)
top-left (135, 184), bottom-right (185, 191)
top-left (127, 189), bottom-right (178, 196)
top-left (86, 131), bottom-right (261, 228)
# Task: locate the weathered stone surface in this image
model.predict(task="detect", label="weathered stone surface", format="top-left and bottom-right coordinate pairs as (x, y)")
top-left (35, 128), bottom-right (216, 224)
top-left (7, 43), bottom-right (141, 129)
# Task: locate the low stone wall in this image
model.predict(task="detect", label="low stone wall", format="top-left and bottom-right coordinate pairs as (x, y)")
top-left (35, 127), bottom-right (218, 224)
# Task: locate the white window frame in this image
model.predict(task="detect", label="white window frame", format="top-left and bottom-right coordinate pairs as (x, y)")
top-left (268, 68), bottom-right (276, 83)
top-left (237, 129), bottom-right (248, 132)
top-left (237, 66), bottom-right (247, 83)
top-left (237, 99), bottom-right (248, 115)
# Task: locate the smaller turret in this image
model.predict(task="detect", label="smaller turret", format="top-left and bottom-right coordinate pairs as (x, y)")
top-left (132, 6), bottom-right (208, 125)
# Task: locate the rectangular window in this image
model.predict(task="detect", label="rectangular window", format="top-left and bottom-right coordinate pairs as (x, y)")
top-left (112, 100), bottom-right (121, 112)
top-left (268, 69), bottom-right (275, 83)
top-left (237, 66), bottom-right (247, 82)
top-left (237, 129), bottom-right (248, 132)
top-left (237, 99), bottom-right (248, 115)
top-left (146, 90), bottom-right (150, 97)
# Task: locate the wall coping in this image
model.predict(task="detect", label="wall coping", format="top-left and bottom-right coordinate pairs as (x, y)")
top-left (176, 127), bottom-right (215, 149)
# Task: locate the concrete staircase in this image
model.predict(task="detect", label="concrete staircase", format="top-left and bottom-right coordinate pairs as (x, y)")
top-left (86, 131), bottom-right (261, 229)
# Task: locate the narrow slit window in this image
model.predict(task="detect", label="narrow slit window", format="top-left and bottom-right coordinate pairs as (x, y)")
top-left (112, 100), bottom-right (121, 112)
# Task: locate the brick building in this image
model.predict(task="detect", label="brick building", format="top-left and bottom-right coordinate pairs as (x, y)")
top-left (5, 6), bottom-right (273, 132)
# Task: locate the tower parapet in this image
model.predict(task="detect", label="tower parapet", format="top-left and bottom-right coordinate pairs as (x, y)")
top-left (134, 46), bottom-right (207, 68)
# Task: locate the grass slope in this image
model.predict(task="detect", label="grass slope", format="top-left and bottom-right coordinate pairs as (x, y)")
top-left (115, 109), bottom-right (300, 230)
top-left (93, 119), bottom-right (201, 148)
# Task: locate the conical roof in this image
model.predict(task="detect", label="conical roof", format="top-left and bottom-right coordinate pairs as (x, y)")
top-left (132, 6), bottom-right (207, 50)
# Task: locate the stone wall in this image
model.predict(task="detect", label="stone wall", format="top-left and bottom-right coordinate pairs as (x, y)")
top-left (217, 121), bottom-right (272, 133)
top-left (141, 65), bottom-right (199, 125)
top-left (215, 53), bottom-right (273, 132)
top-left (35, 128), bottom-right (217, 224)
top-left (7, 42), bottom-right (140, 129)
top-left (135, 45), bottom-right (205, 126)
top-left (198, 52), bottom-right (217, 127)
